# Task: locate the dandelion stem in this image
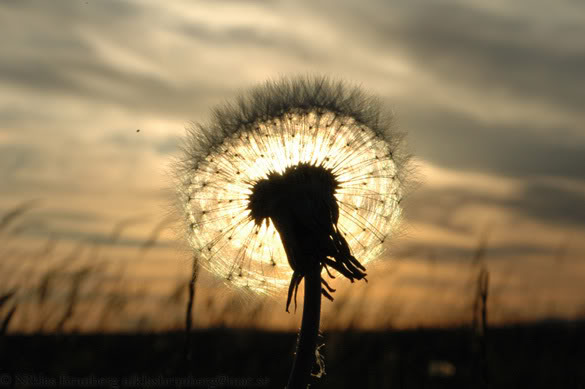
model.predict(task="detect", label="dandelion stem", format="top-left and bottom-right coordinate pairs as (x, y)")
top-left (287, 261), bottom-right (322, 389)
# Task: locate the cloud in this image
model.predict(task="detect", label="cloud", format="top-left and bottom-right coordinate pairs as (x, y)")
top-left (380, 2), bottom-right (584, 113)
top-left (0, 144), bottom-right (42, 177)
top-left (404, 108), bottom-right (585, 181)
top-left (0, 0), bottom-right (233, 121)
top-left (292, 0), bottom-right (585, 139)
top-left (1, 0), bottom-right (584, 238)
top-left (407, 179), bottom-right (585, 230)
top-left (102, 132), bottom-right (180, 155)
top-left (309, 0), bottom-right (585, 111)
top-left (511, 182), bottom-right (585, 227)
top-left (394, 241), bottom-right (558, 261)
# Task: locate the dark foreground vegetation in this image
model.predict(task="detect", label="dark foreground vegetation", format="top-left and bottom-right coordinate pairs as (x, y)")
top-left (1, 320), bottom-right (584, 389)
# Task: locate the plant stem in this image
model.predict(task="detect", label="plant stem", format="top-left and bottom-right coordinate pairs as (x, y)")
top-left (184, 255), bottom-right (199, 361)
top-left (287, 262), bottom-right (322, 389)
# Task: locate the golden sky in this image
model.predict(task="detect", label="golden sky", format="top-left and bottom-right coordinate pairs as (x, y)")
top-left (1, 0), bottom-right (584, 332)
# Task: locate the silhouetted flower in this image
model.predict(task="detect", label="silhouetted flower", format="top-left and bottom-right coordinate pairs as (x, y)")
top-left (175, 76), bottom-right (408, 309)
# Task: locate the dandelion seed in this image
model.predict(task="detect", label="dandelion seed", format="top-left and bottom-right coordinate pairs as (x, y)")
top-left (174, 75), bottom-right (409, 388)
top-left (176, 76), bottom-right (408, 299)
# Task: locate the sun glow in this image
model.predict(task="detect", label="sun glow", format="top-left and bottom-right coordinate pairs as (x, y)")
top-left (180, 108), bottom-right (403, 296)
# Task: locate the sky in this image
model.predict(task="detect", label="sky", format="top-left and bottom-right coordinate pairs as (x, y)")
top-left (1, 0), bottom-right (585, 331)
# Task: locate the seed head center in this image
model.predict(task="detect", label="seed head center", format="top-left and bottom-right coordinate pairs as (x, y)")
top-left (248, 163), bottom-right (339, 272)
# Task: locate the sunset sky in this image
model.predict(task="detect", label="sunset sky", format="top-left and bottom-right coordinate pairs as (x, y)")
top-left (1, 0), bottom-right (584, 331)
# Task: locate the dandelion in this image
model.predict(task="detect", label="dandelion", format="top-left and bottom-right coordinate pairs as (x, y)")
top-left (175, 75), bottom-right (409, 388)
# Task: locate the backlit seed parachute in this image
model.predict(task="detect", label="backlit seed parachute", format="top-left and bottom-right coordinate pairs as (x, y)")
top-left (175, 76), bottom-right (409, 297)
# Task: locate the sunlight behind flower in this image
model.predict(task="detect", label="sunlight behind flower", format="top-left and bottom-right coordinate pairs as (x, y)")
top-left (178, 81), bottom-right (406, 296)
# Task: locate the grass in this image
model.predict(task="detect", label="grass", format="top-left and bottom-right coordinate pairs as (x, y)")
top-left (1, 202), bottom-right (585, 387)
top-left (1, 322), bottom-right (584, 388)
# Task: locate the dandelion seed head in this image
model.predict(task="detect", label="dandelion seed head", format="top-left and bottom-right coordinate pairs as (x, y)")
top-left (176, 76), bottom-right (409, 296)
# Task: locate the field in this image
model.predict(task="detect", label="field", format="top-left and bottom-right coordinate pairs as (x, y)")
top-left (1, 322), bottom-right (585, 388)
top-left (1, 204), bottom-right (585, 388)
